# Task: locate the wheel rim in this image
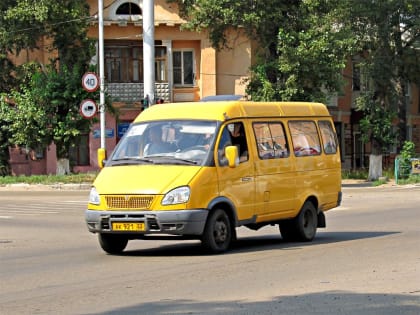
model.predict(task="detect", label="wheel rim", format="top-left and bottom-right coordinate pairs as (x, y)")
top-left (303, 209), bottom-right (315, 238)
top-left (213, 217), bottom-right (228, 244)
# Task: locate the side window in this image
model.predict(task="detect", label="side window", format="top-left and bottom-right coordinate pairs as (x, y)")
top-left (229, 122), bottom-right (249, 162)
top-left (253, 122), bottom-right (289, 159)
top-left (289, 121), bottom-right (321, 157)
top-left (217, 122), bottom-right (249, 166)
top-left (318, 120), bottom-right (338, 154)
top-left (217, 126), bottom-right (233, 166)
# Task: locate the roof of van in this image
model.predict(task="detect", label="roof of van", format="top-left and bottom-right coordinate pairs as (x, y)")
top-left (135, 101), bottom-right (331, 123)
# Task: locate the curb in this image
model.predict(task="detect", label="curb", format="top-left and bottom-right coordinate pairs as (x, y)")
top-left (0, 183), bottom-right (92, 191)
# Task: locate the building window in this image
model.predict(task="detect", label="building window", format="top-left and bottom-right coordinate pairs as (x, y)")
top-left (116, 2), bottom-right (141, 15)
top-left (104, 41), bottom-right (167, 83)
top-left (155, 47), bottom-right (167, 82)
top-left (69, 134), bottom-right (89, 166)
top-left (173, 50), bottom-right (194, 86)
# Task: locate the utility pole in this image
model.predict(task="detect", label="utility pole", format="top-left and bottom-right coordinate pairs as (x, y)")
top-left (143, 0), bottom-right (155, 107)
top-left (97, 0), bottom-right (106, 166)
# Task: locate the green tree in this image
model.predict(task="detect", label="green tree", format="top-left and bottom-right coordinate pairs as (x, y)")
top-left (0, 95), bottom-right (14, 175)
top-left (172, 0), bottom-right (355, 102)
top-left (0, 0), bottom-right (97, 174)
top-left (28, 64), bottom-right (95, 160)
top-left (344, 0), bottom-right (420, 149)
top-left (341, 0), bottom-right (420, 179)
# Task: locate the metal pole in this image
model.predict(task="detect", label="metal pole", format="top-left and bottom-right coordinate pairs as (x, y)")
top-left (98, 0), bottom-right (106, 149)
top-left (143, 0), bottom-right (155, 106)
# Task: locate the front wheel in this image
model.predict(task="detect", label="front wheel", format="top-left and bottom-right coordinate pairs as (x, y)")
top-left (201, 209), bottom-right (232, 253)
top-left (98, 234), bottom-right (128, 254)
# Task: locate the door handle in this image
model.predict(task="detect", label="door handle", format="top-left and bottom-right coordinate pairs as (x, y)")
top-left (241, 177), bottom-right (252, 182)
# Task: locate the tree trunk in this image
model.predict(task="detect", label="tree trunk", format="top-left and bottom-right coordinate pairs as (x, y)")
top-left (56, 158), bottom-right (70, 175)
top-left (368, 154), bottom-right (382, 181)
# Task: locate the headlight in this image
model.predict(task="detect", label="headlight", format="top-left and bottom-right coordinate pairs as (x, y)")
top-left (162, 186), bottom-right (190, 205)
top-left (89, 187), bottom-right (100, 205)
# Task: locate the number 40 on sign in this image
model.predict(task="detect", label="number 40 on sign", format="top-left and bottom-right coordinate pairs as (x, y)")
top-left (82, 72), bottom-right (99, 92)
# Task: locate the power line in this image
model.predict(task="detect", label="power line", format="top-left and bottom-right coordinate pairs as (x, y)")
top-left (5, 16), bottom-right (95, 34)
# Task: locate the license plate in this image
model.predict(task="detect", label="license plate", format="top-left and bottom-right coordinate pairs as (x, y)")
top-left (111, 222), bottom-right (145, 231)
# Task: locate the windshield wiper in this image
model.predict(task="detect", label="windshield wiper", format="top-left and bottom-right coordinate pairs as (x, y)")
top-left (111, 157), bottom-right (154, 165)
top-left (144, 155), bottom-right (198, 165)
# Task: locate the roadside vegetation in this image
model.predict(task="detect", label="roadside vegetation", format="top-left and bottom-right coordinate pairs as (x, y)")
top-left (0, 172), bottom-right (97, 185)
top-left (1, 170), bottom-right (420, 186)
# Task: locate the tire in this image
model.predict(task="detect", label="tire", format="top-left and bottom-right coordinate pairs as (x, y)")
top-left (98, 233), bottom-right (128, 254)
top-left (201, 209), bottom-right (232, 253)
top-left (279, 201), bottom-right (318, 242)
top-left (279, 219), bottom-right (298, 241)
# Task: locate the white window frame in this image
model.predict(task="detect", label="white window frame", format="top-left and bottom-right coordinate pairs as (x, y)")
top-left (173, 49), bottom-right (195, 87)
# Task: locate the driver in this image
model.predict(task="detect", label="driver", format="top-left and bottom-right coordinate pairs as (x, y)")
top-left (143, 126), bottom-right (171, 156)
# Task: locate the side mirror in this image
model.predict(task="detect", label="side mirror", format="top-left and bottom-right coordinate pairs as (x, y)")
top-left (97, 148), bottom-right (107, 169)
top-left (225, 145), bottom-right (239, 168)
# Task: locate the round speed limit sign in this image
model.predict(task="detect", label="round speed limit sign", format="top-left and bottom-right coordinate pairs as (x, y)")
top-left (82, 72), bottom-right (99, 92)
top-left (80, 99), bottom-right (97, 119)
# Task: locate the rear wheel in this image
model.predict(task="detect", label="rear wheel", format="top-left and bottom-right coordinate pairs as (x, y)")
top-left (98, 234), bottom-right (128, 254)
top-left (201, 209), bottom-right (232, 253)
top-left (280, 201), bottom-right (318, 242)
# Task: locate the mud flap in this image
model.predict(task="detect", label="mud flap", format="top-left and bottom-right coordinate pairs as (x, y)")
top-left (317, 211), bottom-right (326, 228)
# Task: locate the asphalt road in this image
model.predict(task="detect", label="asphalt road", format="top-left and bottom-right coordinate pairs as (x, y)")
top-left (0, 184), bottom-right (419, 315)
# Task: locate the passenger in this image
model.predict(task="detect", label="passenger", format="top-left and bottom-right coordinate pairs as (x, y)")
top-left (143, 126), bottom-right (171, 156)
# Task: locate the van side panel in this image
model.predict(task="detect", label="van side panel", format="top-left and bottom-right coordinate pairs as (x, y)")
top-left (215, 123), bottom-right (256, 222)
top-left (250, 119), bottom-right (298, 222)
top-left (186, 166), bottom-right (219, 210)
top-left (288, 118), bottom-right (341, 214)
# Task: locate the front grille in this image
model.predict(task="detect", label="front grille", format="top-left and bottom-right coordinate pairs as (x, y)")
top-left (105, 195), bottom-right (154, 210)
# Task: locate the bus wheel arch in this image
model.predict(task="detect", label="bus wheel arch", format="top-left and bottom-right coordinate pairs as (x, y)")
top-left (280, 198), bottom-right (318, 242)
top-left (201, 202), bottom-right (237, 253)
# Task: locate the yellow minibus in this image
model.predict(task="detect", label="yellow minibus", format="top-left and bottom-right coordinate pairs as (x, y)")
top-left (86, 101), bottom-right (342, 254)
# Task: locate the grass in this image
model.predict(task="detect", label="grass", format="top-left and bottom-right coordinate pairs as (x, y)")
top-left (0, 169), bottom-right (419, 186)
top-left (0, 173), bottom-right (98, 185)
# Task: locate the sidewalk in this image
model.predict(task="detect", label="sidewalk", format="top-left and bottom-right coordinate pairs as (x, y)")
top-left (0, 179), bottom-right (407, 191)
top-left (0, 182), bottom-right (92, 191)
top-left (341, 178), bottom-right (397, 188)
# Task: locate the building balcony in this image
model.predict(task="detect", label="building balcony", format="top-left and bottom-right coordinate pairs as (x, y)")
top-left (107, 82), bottom-right (170, 103)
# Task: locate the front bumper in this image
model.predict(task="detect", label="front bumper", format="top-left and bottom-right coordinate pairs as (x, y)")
top-left (85, 209), bottom-right (208, 236)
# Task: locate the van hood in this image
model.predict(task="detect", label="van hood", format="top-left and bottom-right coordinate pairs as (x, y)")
top-left (93, 165), bottom-right (201, 195)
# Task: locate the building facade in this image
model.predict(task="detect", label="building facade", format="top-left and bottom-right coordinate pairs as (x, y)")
top-left (7, 0), bottom-right (420, 175)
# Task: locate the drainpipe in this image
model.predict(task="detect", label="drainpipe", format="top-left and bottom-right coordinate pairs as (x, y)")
top-left (143, 0), bottom-right (155, 106)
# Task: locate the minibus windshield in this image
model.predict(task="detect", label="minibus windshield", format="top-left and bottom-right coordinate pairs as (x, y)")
top-left (109, 120), bottom-right (217, 166)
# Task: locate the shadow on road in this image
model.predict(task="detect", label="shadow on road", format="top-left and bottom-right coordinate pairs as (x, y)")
top-left (85, 291), bottom-right (420, 315)
top-left (120, 231), bottom-right (398, 257)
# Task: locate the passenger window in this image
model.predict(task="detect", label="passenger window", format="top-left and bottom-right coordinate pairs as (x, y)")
top-left (217, 127), bottom-right (233, 166)
top-left (218, 122), bottom-right (249, 165)
top-left (253, 122), bottom-right (289, 159)
top-left (318, 121), bottom-right (338, 154)
top-left (229, 122), bottom-right (249, 162)
top-left (289, 121), bottom-right (321, 157)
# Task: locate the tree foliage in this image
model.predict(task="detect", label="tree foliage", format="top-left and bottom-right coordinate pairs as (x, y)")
top-left (172, 0), bottom-right (355, 102)
top-left (0, 0), bottom-right (96, 171)
top-left (343, 0), bottom-right (420, 150)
